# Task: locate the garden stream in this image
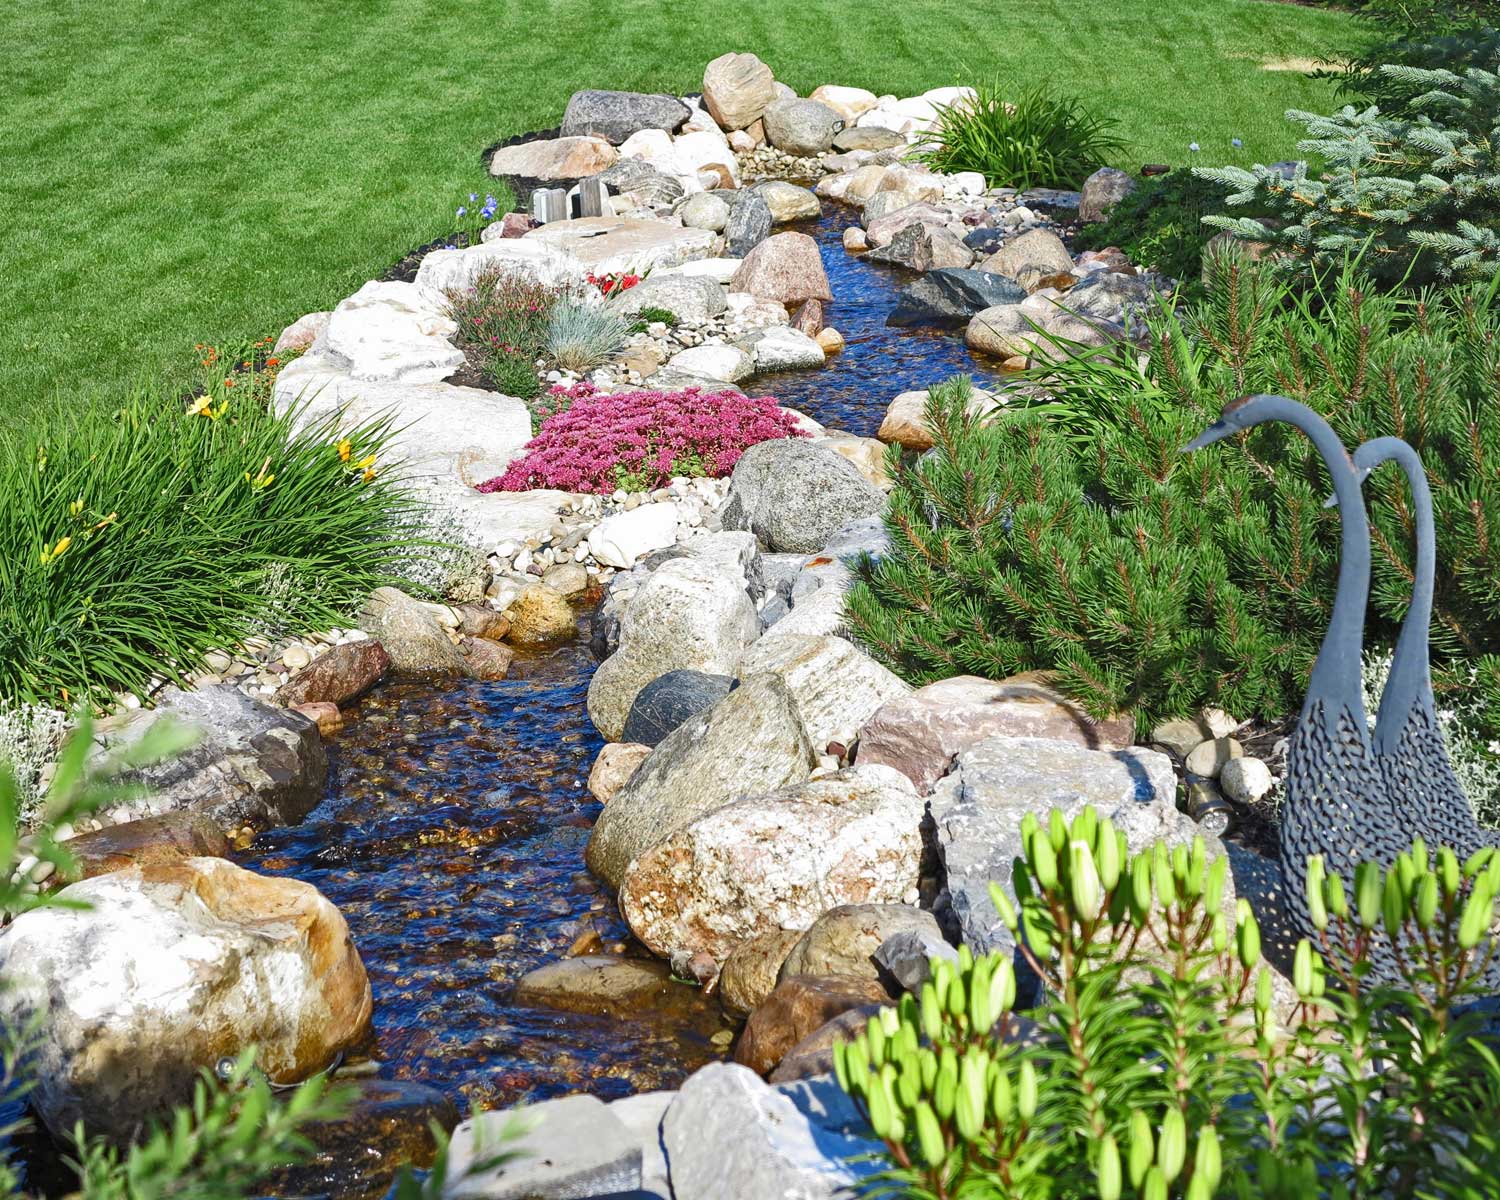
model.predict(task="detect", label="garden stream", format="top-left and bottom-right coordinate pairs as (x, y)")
top-left (244, 202), bottom-right (1002, 1189)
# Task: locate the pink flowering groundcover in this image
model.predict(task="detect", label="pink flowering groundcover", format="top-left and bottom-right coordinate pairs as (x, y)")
top-left (478, 383), bottom-right (806, 494)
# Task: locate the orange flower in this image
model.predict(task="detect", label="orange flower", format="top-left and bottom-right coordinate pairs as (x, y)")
top-left (223, 378), bottom-right (235, 388)
top-left (267, 357), bottom-right (280, 367)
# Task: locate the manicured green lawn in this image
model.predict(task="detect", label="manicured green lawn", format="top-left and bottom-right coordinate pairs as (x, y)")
top-left (1, 0), bottom-right (1363, 424)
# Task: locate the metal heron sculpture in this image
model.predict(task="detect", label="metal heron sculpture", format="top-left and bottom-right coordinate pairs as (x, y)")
top-left (1337, 437), bottom-right (1492, 861)
top-left (1185, 395), bottom-right (1404, 975)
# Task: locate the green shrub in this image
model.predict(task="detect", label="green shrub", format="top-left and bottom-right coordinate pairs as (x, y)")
top-left (837, 805), bottom-right (1500, 1199)
top-left (546, 298), bottom-right (631, 373)
top-left (847, 259), bottom-right (1500, 734)
top-left (1334, 26), bottom-right (1500, 113)
top-left (634, 305), bottom-right (678, 328)
top-left (1198, 53), bottom-right (1500, 286)
top-left (0, 379), bottom-right (419, 711)
top-left (1072, 170), bottom-right (1239, 291)
top-left (914, 84), bottom-right (1126, 191)
top-left (485, 350), bottom-right (544, 402)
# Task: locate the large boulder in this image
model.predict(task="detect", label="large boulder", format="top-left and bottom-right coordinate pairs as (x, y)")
top-left (586, 674), bottom-right (815, 889)
top-left (875, 385), bottom-right (1007, 450)
top-left (623, 670), bottom-right (736, 746)
top-left (888, 268), bottom-right (1026, 328)
top-left (719, 927), bottom-right (806, 1018)
top-left (779, 903), bottom-right (944, 983)
top-left (932, 736), bottom-right (1221, 960)
top-left (362, 587), bottom-right (468, 674)
top-left (753, 180), bottom-right (822, 223)
top-left (867, 223), bottom-right (975, 272)
top-left (702, 52), bottom-right (777, 131)
top-left (618, 765), bottom-right (924, 963)
top-left (735, 975), bottom-right (890, 1076)
top-left (505, 583), bottom-right (576, 645)
top-left (965, 304), bottom-right (1035, 357)
top-left (723, 189), bottom-right (775, 258)
top-left (978, 228), bottom-right (1075, 291)
top-left (322, 281), bottom-right (462, 384)
top-left (1057, 270), bottom-right (1164, 328)
top-left (1079, 166), bottom-right (1138, 223)
top-left (413, 238), bottom-right (584, 295)
top-left (721, 439), bottom-right (885, 553)
top-left (833, 126), bottom-right (906, 152)
top-left (730, 232), bottom-right (832, 304)
top-left (769, 1004), bottom-right (884, 1084)
top-left (275, 641), bottom-right (391, 708)
top-left (488, 135), bottom-right (619, 207)
top-left (560, 89), bottom-right (691, 145)
top-left (809, 85), bottom-right (879, 123)
top-left (56, 812), bottom-right (230, 883)
top-left (678, 191), bottom-right (731, 232)
top-left (662, 1064), bottom-right (882, 1199)
top-left (762, 98), bottom-right (844, 156)
top-left (587, 503), bottom-right (682, 569)
top-left (863, 201), bottom-right (950, 246)
top-left (667, 343), bottom-right (754, 383)
top-left (614, 274), bottom-right (727, 326)
top-left (736, 634), bottom-right (908, 752)
top-left (857, 673), bottom-right (1135, 792)
top-left (524, 216), bottom-right (716, 276)
top-left (93, 684), bottom-right (326, 832)
top-left (738, 325), bottom-right (826, 372)
top-left (0, 858), bottom-right (371, 1141)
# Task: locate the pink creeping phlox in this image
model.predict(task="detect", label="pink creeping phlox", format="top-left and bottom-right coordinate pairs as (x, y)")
top-left (478, 382), bottom-right (807, 494)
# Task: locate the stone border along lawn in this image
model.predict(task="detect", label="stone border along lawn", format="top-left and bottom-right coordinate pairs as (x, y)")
top-left (0, 55), bottom-right (1295, 1200)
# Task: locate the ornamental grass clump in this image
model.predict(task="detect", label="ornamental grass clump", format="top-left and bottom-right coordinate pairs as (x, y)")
top-left (0, 369), bottom-right (420, 711)
top-left (546, 298), bottom-right (632, 373)
top-left (837, 805), bottom-right (1500, 1199)
top-left (478, 382), bottom-right (804, 494)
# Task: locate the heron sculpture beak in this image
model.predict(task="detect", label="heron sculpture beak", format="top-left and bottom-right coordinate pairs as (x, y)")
top-left (1182, 422), bottom-right (1232, 454)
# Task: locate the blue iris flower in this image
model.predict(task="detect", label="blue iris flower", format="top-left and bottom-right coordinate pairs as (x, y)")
top-left (1232, 137), bottom-right (1243, 148)
top-left (468, 193), bottom-right (478, 202)
top-left (456, 206), bottom-right (467, 218)
top-left (1189, 142), bottom-right (1200, 152)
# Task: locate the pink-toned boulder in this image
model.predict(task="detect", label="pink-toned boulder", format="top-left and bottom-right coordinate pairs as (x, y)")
top-left (618, 765), bottom-right (923, 965)
top-left (856, 673), bottom-right (1135, 793)
top-left (457, 635), bottom-right (514, 681)
top-left (587, 742), bottom-right (652, 804)
top-left (718, 927), bottom-right (805, 1018)
top-left (729, 232), bottom-right (832, 304)
top-left (734, 975), bottom-right (890, 1077)
top-left (863, 202), bottom-right (952, 250)
top-left (276, 641), bottom-right (392, 708)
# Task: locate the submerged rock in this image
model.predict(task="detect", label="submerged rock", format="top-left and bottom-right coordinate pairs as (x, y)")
top-left (736, 975), bottom-right (890, 1077)
top-left (55, 811), bottom-right (230, 882)
top-left (0, 857), bottom-right (372, 1142)
top-left (512, 955), bottom-right (684, 1019)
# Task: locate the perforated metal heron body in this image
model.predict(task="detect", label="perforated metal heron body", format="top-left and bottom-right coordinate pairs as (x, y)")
top-left (1347, 437), bottom-right (1492, 862)
top-left (1186, 396), bottom-right (1404, 978)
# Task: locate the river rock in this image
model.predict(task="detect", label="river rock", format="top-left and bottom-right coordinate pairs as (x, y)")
top-left (833, 126), bottom-right (905, 152)
top-left (979, 228), bottom-right (1075, 291)
top-left (93, 683), bottom-right (327, 832)
top-left (723, 190), bottom-right (774, 258)
top-left (662, 1063), bottom-right (882, 1199)
top-left (763, 98), bottom-right (844, 156)
top-left (323, 280), bottom-right (463, 384)
top-left (809, 85), bottom-right (878, 123)
top-left (888, 268), bottom-right (1027, 327)
top-left (874, 926), bottom-right (960, 993)
top-left (56, 812), bottom-right (230, 883)
top-left (736, 634), bottom-right (908, 752)
top-left (861, 188), bottom-right (925, 226)
top-left (506, 583), bottom-right (575, 645)
top-left (623, 670), bottom-right (736, 746)
top-left (841, 164), bottom-right (889, 208)
top-left (721, 439), bottom-right (885, 554)
top-left (965, 304), bottom-right (1035, 356)
top-left (618, 764), bottom-right (923, 963)
top-left (667, 343), bottom-right (754, 383)
top-left (456, 604), bottom-right (510, 640)
top-left (1185, 735), bottom-right (1244, 778)
top-left (276, 640), bottom-right (392, 708)
top-left (1062, 270), bottom-right (1164, 327)
top-left (754, 180), bottom-right (821, 223)
top-left (457, 635), bottom-right (514, 681)
top-left (0, 857), bottom-right (371, 1142)
top-left (361, 587), bottom-right (468, 674)
top-left (736, 975), bottom-right (890, 1077)
top-left (790, 297), bottom-right (824, 336)
top-left (857, 673), bottom-right (1135, 792)
top-left (270, 1078), bottom-right (457, 1200)
top-left (719, 927), bottom-right (806, 1018)
top-left (863, 201), bottom-right (951, 248)
top-left (560, 89), bottom-right (690, 145)
top-left (588, 503), bottom-right (681, 569)
top-left (1221, 755), bottom-right (1274, 802)
top-left (616, 273), bottom-right (728, 325)
top-left (679, 191), bottom-right (731, 232)
top-left (291, 702), bottom-right (343, 736)
top-left (768, 1004), bottom-right (884, 1084)
top-left (779, 903), bottom-right (943, 983)
top-left (588, 742), bottom-right (653, 803)
top-left (587, 674), bottom-right (814, 889)
top-left (446, 1093), bottom-right (640, 1200)
top-left (730, 232), bottom-right (832, 304)
top-left (739, 325), bottom-right (825, 371)
top-left (875, 385), bottom-right (1007, 450)
top-left (703, 52), bottom-right (777, 131)
top-left (513, 955), bottom-right (681, 1018)
top-left (867, 222), bottom-right (975, 272)
top-left (1079, 166), bottom-right (1138, 223)
top-left (932, 736), bottom-right (1213, 960)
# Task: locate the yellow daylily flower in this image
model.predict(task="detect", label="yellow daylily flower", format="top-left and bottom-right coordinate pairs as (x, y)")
top-left (39, 536), bottom-right (72, 566)
top-left (337, 439), bottom-right (352, 463)
top-left (353, 453), bottom-right (377, 470)
top-left (188, 395), bottom-right (214, 417)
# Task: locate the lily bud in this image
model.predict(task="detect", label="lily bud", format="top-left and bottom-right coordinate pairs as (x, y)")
top-left (1096, 816), bottom-right (1122, 891)
top-left (1439, 846), bottom-right (1461, 897)
top-left (989, 881), bottom-right (1020, 932)
top-left (1154, 845), bottom-right (1177, 909)
top-left (1416, 872), bottom-right (1440, 929)
top-left (1131, 853), bottom-right (1154, 922)
top-left (1355, 861), bottom-right (1382, 928)
top-left (1017, 1059), bottom-right (1038, 1121)
top-left (1236, 902), bottom-right (1261, 970)
top-left (915, 1101), bottom-right (945, 1166)
top-left (1306, 860), bottom-right (1329, 932)
top-left (1293, 938), bottom-right (1314, 997)
top-left (1158, 1108), bottom-right (1187, 1181)
top-left (989, 957), bottom-right (1017, 1014)
top-left (1069, 838), bottom-right (1105, 921)
top-left (1325, 872), bottom-right (1348, 920)
top-left (1048, 808), bottom-right (1068, 853)
top-left (1194, 1125), bottom-right (1223, 1189)
top-left (1211, 911), bottom-right (1228, 953)
top-left (1204, 853), bottom-right (1227, 916)
top-left (1128, 1110), bottom-right (1153, 1188)
top-left (1459, 878), bottom-right (1494, 950)
top-left (1383, 869), bottom-right (1407, 943)
top-left (1031, 834), bottom-right (1059, 892)
top-left (1097, 1134), bottom-right (1122, 1200)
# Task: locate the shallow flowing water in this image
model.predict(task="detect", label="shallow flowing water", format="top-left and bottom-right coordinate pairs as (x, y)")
top-left (755, 200), bottom-right (1003, 435)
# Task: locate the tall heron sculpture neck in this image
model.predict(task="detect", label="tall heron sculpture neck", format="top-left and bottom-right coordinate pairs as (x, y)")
top-left (1342, 437), bottom-right (1489, 860)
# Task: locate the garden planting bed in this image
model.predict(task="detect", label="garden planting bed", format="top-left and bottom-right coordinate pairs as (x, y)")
top-left (2, 50), bottom-right (1312, 1200)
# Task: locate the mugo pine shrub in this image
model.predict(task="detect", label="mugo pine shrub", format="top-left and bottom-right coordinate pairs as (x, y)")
top-left (837, 806), bottom-right (1500, 1199)
top-left (848, 258), bottom-right (1500, 734)
top-left (479, 382), bottom-right (804, 494)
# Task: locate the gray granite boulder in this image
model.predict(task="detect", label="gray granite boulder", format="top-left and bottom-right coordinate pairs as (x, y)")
top-left (445, 1093), bottom-right (640, 1198)
top-left (722, 439), bottom-right (885, 553)
top-left (623, 670), bottom-right (736, 746)
top-left (888, 268), bottom-right (1027, 328)
top-left (753, 179), bottom-right (822, 223)
top-left (615, 273), bottom-right (728, 325)
top-left (1079, 166), bottom-right (1138, 223)
top-left (762, 98), bottom-right (845, 156)
top-left (867, 223), bottom-right (975, 272)
top-left (560, 89), bottom-right (691, 145)
top-left (833, 126), bottom-right (905, 152)
top-left (361, 587), bottom-right (468, 675)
